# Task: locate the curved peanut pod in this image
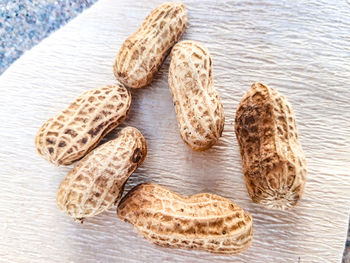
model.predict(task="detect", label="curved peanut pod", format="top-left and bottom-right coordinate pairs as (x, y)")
top-left (118, 183), bottom-right (253, 254)
top-left (35, 84), bottom-right (131, 165)
top-left (114, 2), bottom-right (187, 89)
top-left (57, 127), bottom-right (147, 222)
top-left (168, 40), bottom-right (225, 151)
top-left (235, 83), bottom-right (307, 210)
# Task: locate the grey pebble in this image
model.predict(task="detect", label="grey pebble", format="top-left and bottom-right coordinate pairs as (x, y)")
top-left (0, 0), bottom-right (98, 75)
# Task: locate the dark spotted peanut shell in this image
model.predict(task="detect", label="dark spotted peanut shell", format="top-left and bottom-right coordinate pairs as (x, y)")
top-left (235, 82), bottom-right (307, 210)
top-left (114, 2), bottom-right (187, 89)
top-left (118, 183), bottom-right (253, 254)
top-left (35, 84), bottom-right (131, 165)
top-left (57, 127), bottom-right (147, 222)
top-left (168, 40), bottom-right (225, 151)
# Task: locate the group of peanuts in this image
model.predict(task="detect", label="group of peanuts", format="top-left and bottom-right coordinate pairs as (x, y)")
top-left (35, 2), bottom-right (306, 255)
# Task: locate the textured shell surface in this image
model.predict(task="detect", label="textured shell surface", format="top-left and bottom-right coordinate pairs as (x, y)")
top-left (117, 183), bottom-right (253, 254)
top-left (168, 40), bottom-right (225, 151)
top-left (35, 84), bottom-right (131, 165)
top-left (57, 127), bottom-right (147, 221)
top-left (235, 82), bottom-right (307, 210)
top-left (114, 2), bottom-right (187, 89)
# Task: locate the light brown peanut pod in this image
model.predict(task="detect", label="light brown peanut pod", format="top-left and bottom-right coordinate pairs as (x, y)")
top-left (57, 127), bottom-right (147, 222)
top-left (118, 183), bottom-right (253, 254)
top-left (235, 82), bottom-right (307, 210)
top-left (35, 84), bottom-right (131, 165)
top-left (114, 2), bottom-right (187, 89)
top-left (168, 40), bottom-right (225, 151)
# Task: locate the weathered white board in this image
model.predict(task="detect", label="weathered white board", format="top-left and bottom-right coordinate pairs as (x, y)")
top-left (0, 0), bottom-right (350, 262)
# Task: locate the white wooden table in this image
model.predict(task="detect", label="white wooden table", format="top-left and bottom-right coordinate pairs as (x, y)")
top-left (1, 0), bottom-right (350, 262)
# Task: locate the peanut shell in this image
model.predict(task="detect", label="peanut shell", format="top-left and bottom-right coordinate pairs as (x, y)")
top-left (35, 84), bottom-right (131, 165)
top-left (235, 82), bottom-right (307, 210)
top-left (114, 2), bottom-right (187, 89)
top-left (168, 40), bottom-right (225, 151)
top-left (118, 183), bottom-right (253, 254)
top-left (57, 126), bottom-right (147, 222)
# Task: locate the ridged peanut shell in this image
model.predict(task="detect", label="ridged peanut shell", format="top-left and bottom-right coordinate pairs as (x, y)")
top-left (235, 82), bottom-right (307, 210)
top-left (118, 183), bottom-right (253, 254)
top-left (168, 40), bottom-right (225, 151)
top-left (35, 84), bottom-right (131, 165)
top-left (57, 127), bottom-right (147, 221)
top-left (114, 2), bottom-right (187, 88)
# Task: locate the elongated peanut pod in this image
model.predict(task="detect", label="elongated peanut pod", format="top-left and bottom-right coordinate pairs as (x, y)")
top-left (35, 84), bottom-right (131, 165)
top-left (235, 83), bottom-right (307, 210)
top-left (168, 40), bottom-right (225, 151)
top-left (57, 127), bottom-right (147, 222)
top-left (114, 2), bottom-right (187, 89)
top-left (118, 183), bottom-right (253, 254)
